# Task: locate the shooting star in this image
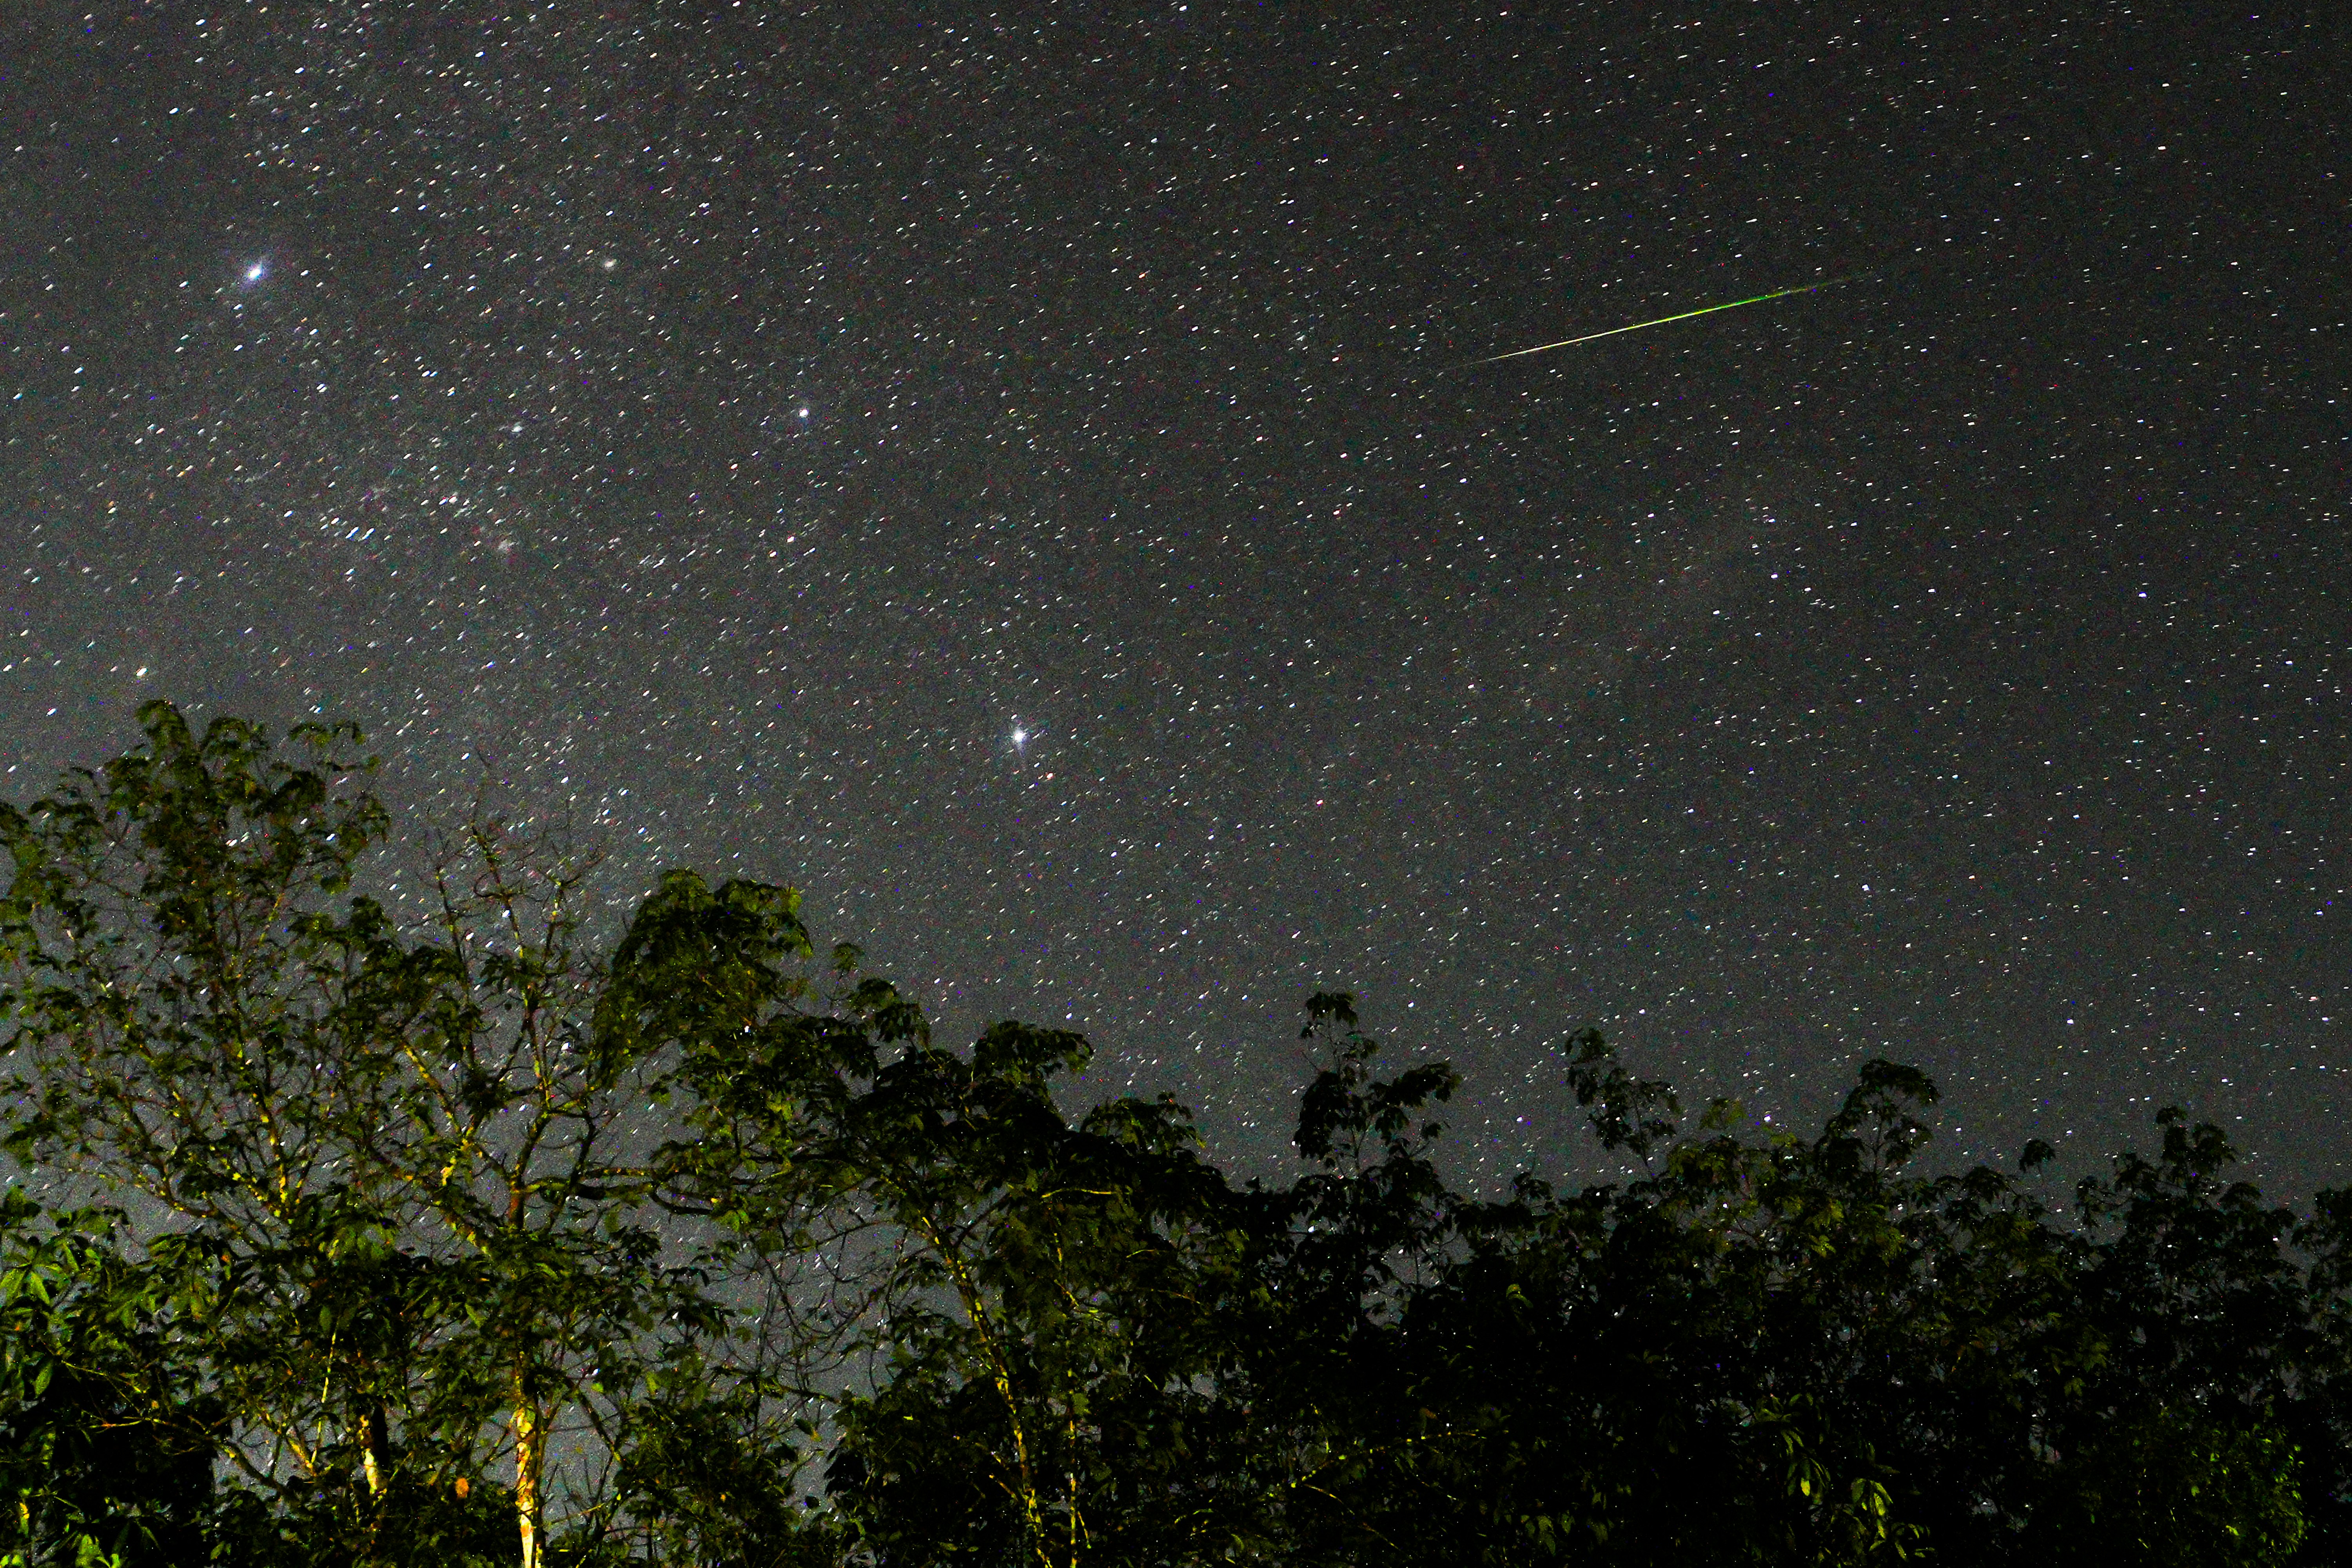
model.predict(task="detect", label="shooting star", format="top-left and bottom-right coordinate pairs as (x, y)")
top-left (1461, 273), bottom-right (1868, 368)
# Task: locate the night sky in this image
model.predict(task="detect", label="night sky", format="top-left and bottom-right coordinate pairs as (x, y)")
top-left (5, 2), bottom-right (2346, 1192)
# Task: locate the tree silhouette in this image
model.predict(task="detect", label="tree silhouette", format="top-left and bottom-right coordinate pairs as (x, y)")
top-left (3, 705), bottom-right (2340, 1566)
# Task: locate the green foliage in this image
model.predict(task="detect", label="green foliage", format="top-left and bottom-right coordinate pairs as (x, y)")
top-left (601, 1386), bottom-right (836, 1568)
top-left (2038, 1403), bottom-right (2303, 1567)
top-left (1, 707), bottom-right (2341, 1568)
top-left (789, 1024), bottom-right (1250, 1568)
top-left (0, 1192), bottom-right (212, 1568)
top-left (0, 708), bottom-right (746, 1563)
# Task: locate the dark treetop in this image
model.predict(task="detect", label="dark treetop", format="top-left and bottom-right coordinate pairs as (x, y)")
top-left (3, 707), bottom-right (2347, 1566)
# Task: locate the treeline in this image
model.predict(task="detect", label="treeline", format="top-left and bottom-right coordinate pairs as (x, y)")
top-left (1, 704), bottom-right (2345, 1567)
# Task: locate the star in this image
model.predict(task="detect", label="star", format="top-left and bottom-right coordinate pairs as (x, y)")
top-left (10, 0), bottom-right (2339, 1198)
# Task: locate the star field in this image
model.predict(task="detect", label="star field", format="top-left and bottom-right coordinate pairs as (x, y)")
top-left (4, 1), bottom-right (2347, 1188)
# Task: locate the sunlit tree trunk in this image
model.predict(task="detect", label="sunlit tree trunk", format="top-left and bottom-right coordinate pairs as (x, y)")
top-left (514, 1376), bottom-right (546, 1568)
top-left (361, 1403), bottom-right (390, 1496)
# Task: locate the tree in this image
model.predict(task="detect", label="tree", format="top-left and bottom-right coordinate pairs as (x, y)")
top-left (598, 868), bottom-right (1257, 1568)
top-left (2289, 1184), bottom-right (2352, 1559)
top-left (814, 1025), bottom-right (1250, 1568)
top-left (4, 703), bottom-right (2337, 1567)
top-left (0, 1192), bottom-right (213, 1568)
top-left (2039, 1109), bottom-right (2310, 1564)
top-left (1212, 993), bottom-right (1471, 1566)
top-left (1224, 1023), bottom-right (2308, 1567)
top-left (0, 704), bottom-right (729, 1564)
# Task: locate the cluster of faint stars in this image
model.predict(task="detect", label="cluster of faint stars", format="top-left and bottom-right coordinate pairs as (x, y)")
top-left (2, 2), bottom-right (2342, 1188)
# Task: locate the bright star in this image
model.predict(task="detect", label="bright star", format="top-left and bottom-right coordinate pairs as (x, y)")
top-left (1011, 724), bottom-right (1029, 751)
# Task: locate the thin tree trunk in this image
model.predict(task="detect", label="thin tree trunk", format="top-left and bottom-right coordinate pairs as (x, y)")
top-left (355, 1401), bottom-right (396, 1566)
top-left (513, 1377), bottom-right (545, 1568)
top-left (361, 1402), bottom-right (391, 1495)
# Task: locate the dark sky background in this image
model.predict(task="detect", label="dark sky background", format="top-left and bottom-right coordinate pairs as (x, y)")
top-left (4, 1), bottom-right (2346, 1192)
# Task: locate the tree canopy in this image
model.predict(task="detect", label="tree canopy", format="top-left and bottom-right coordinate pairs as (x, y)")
top-left (2, 704), bottom-right (2343, 1566)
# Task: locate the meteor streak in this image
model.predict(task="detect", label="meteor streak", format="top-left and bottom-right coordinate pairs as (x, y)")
top-left (1465, 273), bottom-right (1865, 367)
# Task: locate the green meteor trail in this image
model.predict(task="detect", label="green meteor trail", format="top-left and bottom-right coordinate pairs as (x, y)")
top-left (1466, 273), bottom-right (1863, 367)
